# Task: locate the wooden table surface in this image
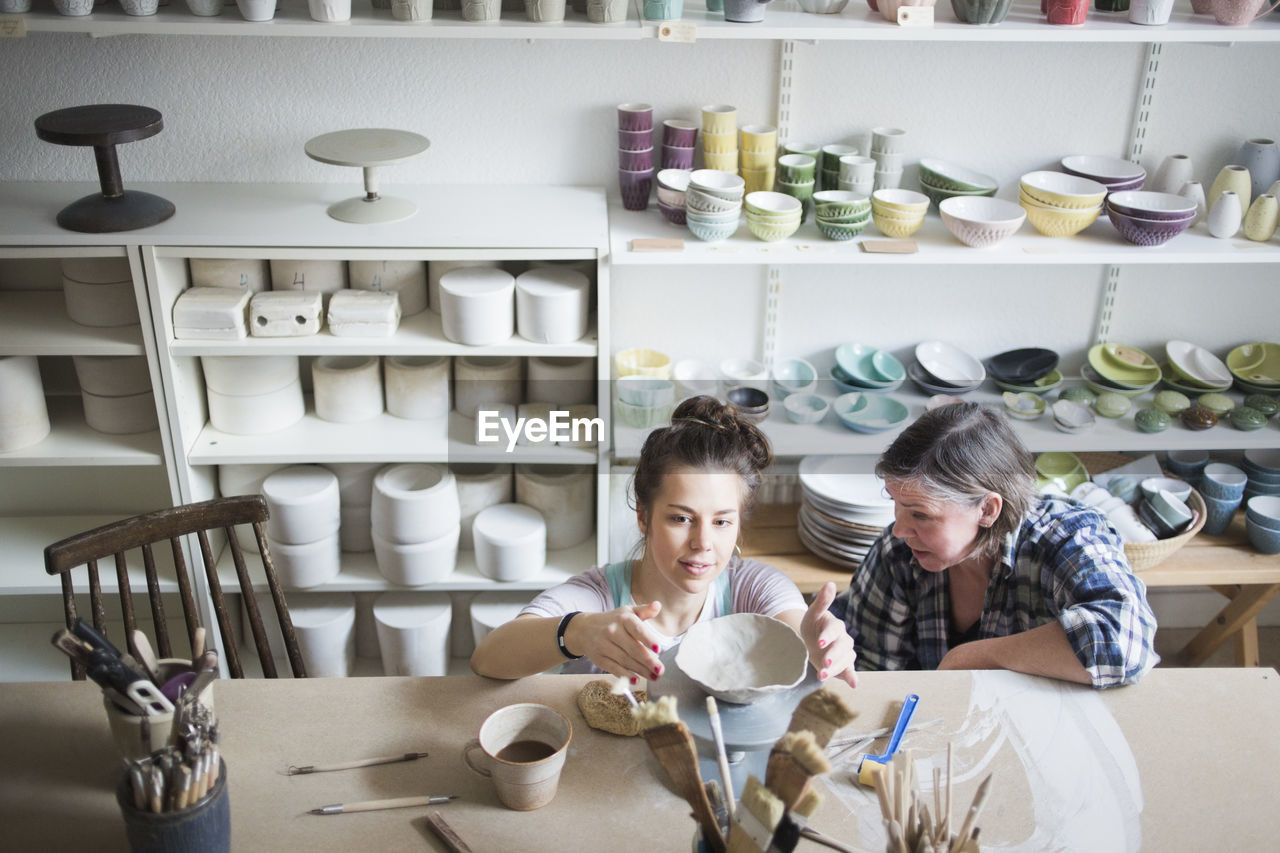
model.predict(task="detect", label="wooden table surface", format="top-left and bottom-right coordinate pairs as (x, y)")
top-left (2, 668), bottom-right (1279, 852)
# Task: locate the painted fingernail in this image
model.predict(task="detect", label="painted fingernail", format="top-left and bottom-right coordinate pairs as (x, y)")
top-left (651, 668), bottom-right (661, 680)
top-left (818, 638), bottom-right (827, 649)
top-left (819, 670), bottom-right (829, 680)
top-left (825, 657), bottom-right (833, 667)
top-left (652, 644), bottom-right (660, 653)
top-left (630, 676), bottom-right (638, 685)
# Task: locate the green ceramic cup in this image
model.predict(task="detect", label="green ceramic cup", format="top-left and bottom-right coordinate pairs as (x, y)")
top-left (950, 0), bottom-right (1014, 23)
top-left (777, 154), bottom-right (817, 183)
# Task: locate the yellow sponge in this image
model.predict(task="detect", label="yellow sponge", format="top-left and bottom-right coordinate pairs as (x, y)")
top-left (857, 757), bottom-right (887, 788)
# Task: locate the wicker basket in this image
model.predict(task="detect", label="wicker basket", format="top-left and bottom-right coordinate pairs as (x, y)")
top-left (1076, 451), bottom-right (1206, 572)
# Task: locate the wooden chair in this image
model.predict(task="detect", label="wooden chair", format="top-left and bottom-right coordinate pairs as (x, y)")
top-left (44, 494), bottom-right (306, 679)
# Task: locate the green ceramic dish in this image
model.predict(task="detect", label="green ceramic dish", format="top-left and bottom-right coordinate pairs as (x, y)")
top-left (1094, 391), bottom-right (1132, 419)
top-left (1244, 394), bottom-right (1279, 417)
top-left (1230, 406), bottom-right (1268, 431)
top-left (1081, 363), bottom-right (1156, 398)
top-left (1226, 342), bottom-right (1280, 387)
top-left (1135, 407), bottom-right (1171, 434)
top-left (1034, 451), bottom-right (1088, 494)
top-left (1058, 386), bottom-right (1096, 407)
top-left (1152, 390), bottom-right (1191, 416)
top-left (1196, 392), bottom-right (1235, 416)
top-left (1087, 343), bottom-right (1162, 388)
top-left (993, 369), bottom-right (1064, 396)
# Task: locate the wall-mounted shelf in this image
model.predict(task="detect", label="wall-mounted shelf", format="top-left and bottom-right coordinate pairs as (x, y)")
top-left (0, 514), bottom-right (180, 595)
top-left (0, 292), bottom-right (146, 356)
top-left (0, 396), bottom-right (165, 467)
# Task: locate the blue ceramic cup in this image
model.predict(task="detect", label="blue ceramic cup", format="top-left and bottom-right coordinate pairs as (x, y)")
top-left (1201, 492), bottom-right (1243, 537)
top-left (642, 0), bottom-right (682, 18)
top-left (1200, 462), bottom-right (1247, 501)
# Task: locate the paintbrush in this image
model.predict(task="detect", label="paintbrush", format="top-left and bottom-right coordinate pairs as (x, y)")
top-left (633, 697), bottom-right (726, 853)
top-left (706, 696), bottom-right (737, 821)
top-left (727, 775), bottom-right (783, 853)
top-left (766, 787), bottom-right (821, 853)
top-left (787, 687), bottom-right (857, 749)
top-left (764, 730), bottom-right (830, 811)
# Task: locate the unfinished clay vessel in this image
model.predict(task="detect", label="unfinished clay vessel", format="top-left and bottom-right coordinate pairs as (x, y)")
top-left (675, 612), bottom-right (807, 704)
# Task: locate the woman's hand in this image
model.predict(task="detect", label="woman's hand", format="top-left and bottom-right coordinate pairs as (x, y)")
top-left (565, 602), bottom-right (666, 685)
top-left (800, 582), bottom-right (858, 687)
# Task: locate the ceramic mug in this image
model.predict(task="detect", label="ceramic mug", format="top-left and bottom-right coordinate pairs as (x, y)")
top-left (1212, 0), bottom-right (1280, 24)
top-left (1128, 0), bottom-right (1174, 24)
top-left (463, 703), bottom-right (572, 811)
top-left (1045, 0), bottom-right (1088, 20)
top-left (723, 0), bottom-right (773, 22)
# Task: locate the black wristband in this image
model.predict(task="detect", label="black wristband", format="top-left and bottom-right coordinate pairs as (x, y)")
top-left (556, 612), bottom-right (583, 660)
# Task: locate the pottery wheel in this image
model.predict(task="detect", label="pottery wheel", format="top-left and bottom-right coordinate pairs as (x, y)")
top-left (304, 128), bottom-right (430, 225)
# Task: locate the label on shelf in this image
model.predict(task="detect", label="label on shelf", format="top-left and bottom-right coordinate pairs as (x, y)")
top-left (897, 6), bottom-right (934, 25)
top-left (0, 16), bottom-right (27, 37)
top-left (630, 238), bottom-right (684, 252)
top-left (657, 21), bottom-right (696, 43)
top-left (861, 240), bottom-right (918, 254)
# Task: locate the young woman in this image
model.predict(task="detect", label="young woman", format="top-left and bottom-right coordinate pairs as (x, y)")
top-left (471, 395), bottom-right (857, 687)
top-left (831, 401), bottom-right (1158, 688)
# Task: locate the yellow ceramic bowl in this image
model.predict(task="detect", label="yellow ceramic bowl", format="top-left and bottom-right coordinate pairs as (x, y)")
top-left (701, 104), bottom-right (738, 135)
top-left (702, 151), bottom-right (739, 172)
top-left (701, 130), bottom-right (738, 155)
top-left (871, 188), bottom-right (930, 215)
top-left (872, 210), bottom-right (925, 239)
top-left (747, 217), bottom-right (801, 242)
top-left (1019, 171), bottom-right (1107, 210)
top-left (1019, 196), bottom-right (1101, 237)
top-left (615, 347), bottom-right (671, 379)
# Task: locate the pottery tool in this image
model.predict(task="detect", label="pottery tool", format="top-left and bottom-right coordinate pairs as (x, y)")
top-left (611, 674), bottom-right (640, 709)
top-left (129, 629), bottom-right (161, 685)
top-left (633, 697), bottom-right (726, 853)
top-left (288, 751), bottom-right (430, 775)
top-left (764, 730), bottom-right (830, 811)
top-left (192, 626), bottom-right (206, 660)
top-left (854, 694), bottom-right (918, 788)
top-left (728, 775), bottom-right (784, 853)
top-left (948, 774), bottom-right (991, 853)
top-left (307, 794), bottom-right (458, 815)
top-left (787, 687), bottom-right (857, 749)
top-left (426, 811), bottom-right (474, 853)
top-left (706, 696), bottom-right (737, 821)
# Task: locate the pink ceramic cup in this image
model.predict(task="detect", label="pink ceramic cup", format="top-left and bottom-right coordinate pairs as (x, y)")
top-left (618, 148), bottom-right (654, 171)
top-left (662, 119), bottom-right (698, 148)
top-left (1046, 0), bottom-right (1087, 22)
top-left (618, 128), bottom-right (654, 152)
top-left (1211, 0), bottom-right (1280, 24)
top-left (617, 103), bottom-right (654, 132)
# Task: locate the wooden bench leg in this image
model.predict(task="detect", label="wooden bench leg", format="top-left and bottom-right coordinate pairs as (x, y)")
top-left (1235, 620), bottom-right (1261, 668)
top-left (1173, 584), bottom-right (1280, 668)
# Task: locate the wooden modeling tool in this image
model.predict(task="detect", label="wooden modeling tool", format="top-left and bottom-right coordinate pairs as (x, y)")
top-left (727, 775), bottom-right (783, 853)
top-left (129, 630), bottom-right (161, 684)
top-left (855, 694), bottom-right (918, 788)
top-left (633, 697), bottom-right (726, 853)
top-left (307, 794), bottom-right (457, 815)
top-left (288, 751), bottom-right (430, 775)
top-left (787, 687), bottom-right (857, 749)
top-left (764, 730), bottom-right (830, 811)
top-left (426, 811), bottom-right (474, 853)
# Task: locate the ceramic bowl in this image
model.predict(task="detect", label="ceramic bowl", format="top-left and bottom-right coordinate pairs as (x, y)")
top-left (985, 347), bottom-right (1058, 386)
top-left (1002, 391), bottom-right (1045, 420)
top-left (1141, 476), bottom-right (1192, 504)
top-left (744, 191), bottom-right (803, 218)
top-left (1165, 340), bottom-right (1233, 389)
top-left (1247, 517), bottom-right (1280, 554)
top-left (834, 343), bottom-right (906, 388)
top-left (1106, 205), bottom-right (1194, 247)
top-left (672, 359), bottom-right (718, 399)
top-left (1035, 451), bottom-right (1088, 493)
top-left (616, 347), bottom-right (671, 378)
top-left (685, 191), bottom-right (743, 216)
top-left (746, 216), bottom-right (801, 243)
top-left (688, 169), bottom-right (746, 200)
top-left (917, 179), bottom-right (996, 210)
top-left (674, 612), bottom-right (808, 704)
top-left (992, 369), bottom-right (1064, 396)
top-left (1165, 449), bottom-right (1210, 481)
top-left (1105, 190), bottom-right (1197, 222)
top-left (1243, 451), bottom-right (1280, 485)
top-left (1200, 462), bottom-right (1247, 501)
top-left (1019, 195), bottom-right (1102, 237)
top-left (1019, 171), bottom-right (1108, 210)
top-left (833, 393), bottom-right (910, 434)
top-left (938, 196), bottom-right (1025, 248)
top-left (872, 209), bottom-right (926, 239)
top-left (656, 168), bottom-right (692, 193)
top-left (1060, 155), bottom-right (1146, 188)
top-left (1052, 399), bottom-right (1096, 433)
top-left (1087, 342), bottom-right (1161, 389)
top-left (614, 397), bottom-right (674, 428)
top-left (1226, 342), bottom-right (1280, 388)
top-left (1080, 364), bottom-right (1157, 399)
top-left (726, 385), bottom-right (770, 416)
top-left (687, 217), bottom-right (740, 243)
top-left (831, 364), bottom-right (904, 395)
top-left (914, 340), bottom-right (985, 387)
top-left (817, 218), bottom-right (871, 241)
top-left (1246, 495), bottom-right (1280, 529)
top-left (906, 361), bottom-right (980, 396)
top-left (871, 188), bottom-right (930, 215)
top-left (617, 376), bottom-right (675, 408)
top-left (797, 0), bottom-right (851, 15)
top-left (720, 357), bottom-right (767, 391)
top-left (812, 190), bottom-right (871, 219)
top-left (657, 200), bottom-right (687, 226)
top-left (917, 159), bottom-right (998, 194)
top-left (770, 358), bottom-right (818, 398)
top-left (656, 185), bottom-right (687, 208)
top-left (783, 393), bottom-right (829, 424)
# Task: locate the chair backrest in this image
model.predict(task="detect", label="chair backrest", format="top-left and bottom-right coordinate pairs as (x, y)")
top-left (44, 494), bottom-right (306, 679)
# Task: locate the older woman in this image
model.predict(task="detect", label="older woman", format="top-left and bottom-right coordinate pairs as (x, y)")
top-left (832, 402), bottom-right (1158, 688)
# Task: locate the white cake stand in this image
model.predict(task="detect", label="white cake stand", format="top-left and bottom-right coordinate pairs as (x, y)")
top-left (304, 129), bottom-right (430, 224)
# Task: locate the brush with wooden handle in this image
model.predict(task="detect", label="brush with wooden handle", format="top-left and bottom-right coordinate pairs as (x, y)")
top-left (728, 775), bottom-right (783, 853)
top-left (787, 687), bottom-right (857, 750)
top-left (634, 697), bottom-right (726, 853)
top-left (764, 730), bottom-right (830, 811)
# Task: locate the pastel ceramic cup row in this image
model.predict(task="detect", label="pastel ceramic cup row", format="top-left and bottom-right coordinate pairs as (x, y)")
top-left (870, 127), bottom-right (906, 192)
top-left (618, 103), bottom-right (655, 211)
top-left (702, 104), bottom-right (738, 174)
top-left (662, 119), bottom-right (697, 170)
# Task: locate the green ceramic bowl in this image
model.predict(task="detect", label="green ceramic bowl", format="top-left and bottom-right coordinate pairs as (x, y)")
top-left (1087, 342), bottom-right (1162, 389)
top-left (993, 369), bottom-right (1064, 396)
top-left (1035, 451), bottom-right (1088, 493)
top-left (917, 159), bottom-right (999, 194)
top-left (1226, 342), bottom-right (1280, 388)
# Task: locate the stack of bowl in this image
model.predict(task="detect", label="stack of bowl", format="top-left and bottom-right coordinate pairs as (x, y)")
top-left (813, 190), bottom-right (871, 241)
top-left (1163, 340), bottom-right (1233, 399)
top-left (685, 169), bottom-right (745, 243)
top-left (1197, 462), bottom-right (1247, 536)
top-left (744, 191), bottom-right (802, 242)
top-left (1136, 486), bottom-right (1196, 539)
top-left (837, 153), bottom-right (875, 197)
top-left (870, 127), bottom-right (906, 191)
top-left (1019, 171), bottom-right (1107, 237)
top-left (661, 119), bottom-right (697, 170)
top-left (918, 159), bottom-right (998, 209)
top-left (740, 124), bottom-right (777, 194)
top-left (1051, 399), bottom-right (1097, 434)
top-left (938, 196), bottom-right (1026, 248)
top-left (617, 102), bottom-right (655, 211)
top-left (986, 347), bottom-right (1061, 395)
top-left (616, 375), bottom-right (675, 428)
top-left (831, 342), bottom-right (906, 395)
top-left (1246, 495), bottom-right (1280, 555)
top-left (726, 386), bottom-right (770, 424)
top-left (1104, 191), bottom-right (1197, 247)
top-left (1085, 342), bottom-right (1162, 398)
top-left (910, 340), bottom-right (986, 395)
top-left (1060, 155), bottom-right (1145, 194)
top-left (871, 189), bottom-right (929, 239)
top-left (656, 168), bottom-right (691, 226)
top-left (820, 144), bottom-right (859, 192)
top-left (1226, 342), bottom-right (1280, 394)
top-left (776, 154), bottom-right (817, 222)
top-left (1244, 450), bottom-right (1280, 502)
top-left (701, 104), bottom-right (738, 174)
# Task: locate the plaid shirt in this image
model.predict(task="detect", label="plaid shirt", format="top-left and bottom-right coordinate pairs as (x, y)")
top-left (831, 496), bottom-right (1159, 688)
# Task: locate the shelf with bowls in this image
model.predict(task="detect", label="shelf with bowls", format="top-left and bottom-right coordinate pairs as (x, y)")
top-left (0, 396), bottom-right (165, 467)
top-left (609, 204), bottom-right (1280, 266)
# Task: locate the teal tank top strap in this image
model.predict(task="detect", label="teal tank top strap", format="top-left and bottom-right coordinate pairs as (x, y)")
top-left (604, 560), bottom-right (634, 609)
top-left (715, 565), bottom-right (734, 617)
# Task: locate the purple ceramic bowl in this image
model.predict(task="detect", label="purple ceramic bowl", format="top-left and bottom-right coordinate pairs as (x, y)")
top-left (619, 147), bottom-right (655, 171)
top-left (1106, 190), bottom-right (1198, 222)
top-left (619, 128), bottom-right (655, 152)
top-left (617, 102), bottom-right (653, 132)
top-left (619, 169), bottom-right (653, 211)
top-left (658, 200), bottom-right (688, 226)
top-left (662, 119), bottom-right (698, 148)
top-left (1106, 205), bottom-right (1193, 247)
top-left (662, 147), bottom-right (695, 171)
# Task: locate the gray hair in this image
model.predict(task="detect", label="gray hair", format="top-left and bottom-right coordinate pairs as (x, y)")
top-left (875, 402), bottom-right (1036, 559)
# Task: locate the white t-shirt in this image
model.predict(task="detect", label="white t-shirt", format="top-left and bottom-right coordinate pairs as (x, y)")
top-left (519, 558), bottom-right (806, 675)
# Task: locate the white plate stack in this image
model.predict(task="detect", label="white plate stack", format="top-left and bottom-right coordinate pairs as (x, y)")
top-left (261, 465), bottom-right (342, 589)
top-left (371, 463), bottom-right (460, 586)
top-left (796, 455), bottom-right (895, 570)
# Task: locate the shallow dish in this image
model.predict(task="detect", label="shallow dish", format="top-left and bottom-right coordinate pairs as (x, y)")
top-left (992, 369), bottom-right (1064, 396)
top-left (674, 612), bottom-right (808, 704)
top-left (1081, 363), bottom-right (1158, 398)
top-left (1002, 391), bottom-right (1045, 420)
top-left (834, 343), bottom-right (906, 387)
top-left (1052, 399), bottom-right (1096, 432)
top-left (1087, 342), bottom-right (1161, 388)
top-left (906, 360), bottom-right (983, 396)
top-left (1165, 340), bottom-right (1233, 389)
top-left (1105, 190), bottom-right (1197, 222)
top-left (985, 347), bottom-right (1059, 386)
top-left (917, 159), bottom-right (998, 194)
top-left (771, 358), bottom-right (818, 398)
top-left (783, 393), bottom-right (829, 424)
top-left (835, 393), bottom-right (909, 434)
top-left (1035, 451), bottom-right (1088, 493)
top-left (915, 340), bottom-right (986, 387)
top-left (1019, 195), bottom-right (1102, 237)
top-left (1060, 155), bottom-right (1146, 186)
top-left (1019, 171), bottom-right (1108, 209)
top-left (1226, 342), bottom-right (1280, 387)
top-left (1106, 204), bottom-right (1193, 247)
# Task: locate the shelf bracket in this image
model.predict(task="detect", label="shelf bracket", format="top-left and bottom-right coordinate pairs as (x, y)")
top-left (1127, 41), bottom-right (1163, 165)
top-left (1094, 264), bottom-right (1121, 346)
top-left (776, 40), bottom-right (798, 145)
top-left (763, 265), bottom-right (782, 370)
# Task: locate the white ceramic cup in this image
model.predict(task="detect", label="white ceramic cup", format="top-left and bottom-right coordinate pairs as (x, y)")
top-left (373, 591), bottom-right (452, 676)
top-left (515, 465), bottom-right (594, 550)
top-left (463, 703), bottom-right (573, 811)
top-left (385, 355), bottom-right (451, 421)
top-left (440, 267), bottom-right (517, 346)
top-left (290, 593), bottom-right (357, 678)
top-left (262, 464), bottom-right (341, 545)
top-left (371, 463), bottom-right (461, 544)
top-left (348, 260), bottom-right (428, 315)
top-left (0, 355), bottom-right (51, 453)
top-left (473, 503), bottom-right (547, 582)
top-left (1129, 0), bottom-right (1174, 24)
top-left (312, 355), bottom-right (384, 423)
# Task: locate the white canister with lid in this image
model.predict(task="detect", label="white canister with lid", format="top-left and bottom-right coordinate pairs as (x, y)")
top-left (262, 464), bottom-right (341, 545)
top-left (81, 389), bottom-right (159, 435)
top-left (206, 379), bottom-right (305, 435)
top-left (515, 464), bottom-right (594, 550)
top-left (454, 355), bottom-right (522, 419)
top-left (349, 260), bottom-right (428, 316)
top-left (470, 590), bottom-right (537, 646)
top-left (269, 258), bottom-right (348, 302)
top-left (218, 463), bottom-right (288, 553)
top-left (427, 259), bottom-right (501, 313)
top-left (61, 256), bottom-right (131, 284)
top-left (312, 355), bottom-right (383, 423)
top-left (439, 267), bottom-right (516, 346)
top-left (268, 533), bottom-right (342, 590)
top-left (454, 463), bottom-right (514, 550)
top-left (73, 355), bottom-right (152, 397)
top-left (526, 356), bottom-right (595, 407)
top-left (201, 355), bottom-right (299, 396)
top-left (328, 462), bottom-right (384, 508)
top-left (371, 463), bottom-right (461, 544)
top-left (63, 279), bottom-right (139, 327)
top-left (372, 524), bottom-right (460, 586)
top-left (290, 592), bottom-right (357, 677)
top-left (0, 355), bottom-right (51, 453)
top-left (473, 503), bottom-right (547, 582)
top-left (515, 267), bottom-right (591, 344)
top-left (189, 258), bottom-right (270, 293)
top-left (373, 591), bottom-right (452, 677)
top-left (385, 355), bottom-right (451, 421)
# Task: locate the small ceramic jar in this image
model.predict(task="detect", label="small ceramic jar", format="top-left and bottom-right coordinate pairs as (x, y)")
top-left (1181, 405), bottom-right (1219, 431)
top-left (440, 267), bottom-right (517, 347)
top-left (1094, 392), bottom-right (1132, 419)
top-left (1243, 394), bottom-right (1279, 418)
top-left (1058, 386), bottom-right (1096, 408)
top-left (1230, 407), bottom-right (1267, 432)
top-left (1196, 392), bottom-right (1235, 417)
top-left (473, 503), bottom-right (548, 583)
top-left (1134, 407), bottom-right (1171, 434)
top-left (312, 356), bottom-right (384, 423)
top-left (1152, 390), bottom-right (1191, 416)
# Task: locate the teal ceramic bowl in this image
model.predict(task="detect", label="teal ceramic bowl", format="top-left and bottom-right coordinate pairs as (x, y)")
top-left (834, 393), bottom-right (909, 434)
top-left (834, 343), bottom-right (906, 388)
top-left (1134, 407), bottom-right (1171, 434)
top-left (1230, 406), bottom-right (1268, 431)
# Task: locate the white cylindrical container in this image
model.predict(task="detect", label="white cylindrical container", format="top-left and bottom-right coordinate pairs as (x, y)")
top-left (373, 524), bottom-right (460, 586)
top-left (373, 591), bottom-right (452, 677)
top-left (269, 259), bottom-right (348, 302)
top-left (81, 389), bottom-right (159, 435)
top-left (454, 355), bottom-right (523, 418)
top-left (515, 465), bottom-right (595, 550)
top-left (470, 590), bottom-right (537, 647)
top-left (349, 260), bottom-right (428, 316)
top-left (515, 267), bottom-right (591, 344)
top-left (371, 463), bottom-right (461, 544)
top-left (312, 355), bottom-right (383, 424)
top-left (527, 356), bottom-right (596, 407)
top-left (450, 591), bottom-right (478, 659)
top-left (218, 463), bottom-right (288, 553)
top-left (384, 355), bottom-right (451, 421)
top-left (473, 503), bottom-right (547, 583)
top-left (206, 379), bottom-right (305, 435)
top-left (290, 592), bottom-right (357, 678)
top-left (63, 279), bottom-right (139, 327)
top-left (328, 462), bottom-right (384, 508)
top-left (339, 503), bottom-right (374, 553)
top-left (353, 591), bottom-right (381, 659)
top-left (262, 465), bottom-right (341, 545)
top-left (72, 355), bottom-right (151, 397)
top-left (201, 355), bottom-right (299, 396)
top-left (427, 259), bottom-right (501, 313)
top-left (0, 355), bottom-right (51, 453)
top-left (267, 532), bottom-right (342, 590)
top-left (188, 258), bottom-right (270, 293)
top-left (61, 257), bottom-right (131, 284)
top-left (454, 463), bottom-right (514, 550)
top-left (439, 267), bottom-right (516, 346)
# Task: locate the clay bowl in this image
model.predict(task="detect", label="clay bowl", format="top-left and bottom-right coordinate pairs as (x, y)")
top-left (674, 612), bottom-right (807, 704)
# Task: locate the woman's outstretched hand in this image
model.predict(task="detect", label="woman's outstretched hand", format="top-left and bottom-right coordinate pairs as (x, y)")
top-left (801, 582), bottom-right (858, 687)
top-left (566, 601), bottom-right (666, 685)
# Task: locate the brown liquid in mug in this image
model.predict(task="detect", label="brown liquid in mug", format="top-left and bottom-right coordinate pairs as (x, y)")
top-left (496, 739), bottom-right (556, 763)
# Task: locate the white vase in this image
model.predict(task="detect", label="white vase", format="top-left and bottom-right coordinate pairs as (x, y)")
top-left (586, 0), bottom-right (627, 20)
top-left (1208, 164), bottom-right (1252, 212)
top-left (308, 0), bottom-right (351, 18)
top-left (120, 0), bottom-right (159, 13)
top-left (391, 0), bottom-right (433, 18)
top-left (0, 355), bottom-right (51, 453)
top-left (1243, 193), bottom-right (1279, 241)
top-left (1178, 180), bottom-right (1207, 224)
top-left (236, 0), bottom-right (276, 19)
top-left (1235, 138), bottom-right (1280, 201)
top-left (1151, 154), bottom-right (1194, 194)
top-left (524, 0), bottom-right (565, 19)
top-left (1207, 190), bottom-right (1243, 239)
